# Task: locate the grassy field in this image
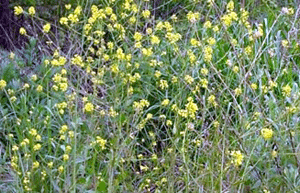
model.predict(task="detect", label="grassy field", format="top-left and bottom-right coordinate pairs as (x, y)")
top-left (1, 0), bottom-right (300, 192)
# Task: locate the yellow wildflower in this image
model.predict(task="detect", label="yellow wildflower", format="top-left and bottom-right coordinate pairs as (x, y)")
top-left (43, 23), bottom-right (51, 33)
top-left (282, 84), bottom-right (291, 96)
top-left (230, 150), bottom-right (244, 166)
top-left (84, 102), bottom-right (94, 113)
top-left (261, 128), bottom-right (273, 140)
top-left (36, 85), bottom-right (43, 92)
top-left (19, 27), bottom-right (27, 35)
top-left (28, 6), bottom-right (35, 16)
top-left (14, 6), bottom-right (23, 16)
top-left (0, 80), bottom-right (7, 89)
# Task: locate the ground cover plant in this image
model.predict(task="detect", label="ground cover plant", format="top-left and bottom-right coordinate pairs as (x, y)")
top-left (1, 0), bottom-right (300, 192)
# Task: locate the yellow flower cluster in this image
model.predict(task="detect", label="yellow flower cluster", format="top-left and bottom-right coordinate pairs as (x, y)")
top-left (43, 23), bottom-right (51, 33)
top-left (282, 84), bottom-right (291, 97)
top-left (221, 1), bottom-right (238, 27)
top-left (71, 54), bottom-right (84, 67)
top-left (90, 136), bottom-right (107, 149)
top-left (19, 27), bottom-right (27, 35)
top-left (55, 101), bottom-right (68, 114)
top-left (133, 99), bottom-right (150, 112)
top-left (84, 102), bottom-right (95, 113)
top-left (261, 128), bottom-right (273, 140)
top-left (0, 79), bottom-right (7, 89)
top-left (28, 6), bottom-right (35, 16)
top-left (14, 6), bottom-right (23, 15)
top-left (230, 150), bottom-right (244, 166)
top-left (184, 97), bottom-right (198, 119)
top-left (187, 11), bottom-right (200, 23)
top-left (203, 46), bottom-right (213, 63)
top-left (50, 51), bottom-right (67, 67)
top-left (52, 69), bottom-right (68, 92)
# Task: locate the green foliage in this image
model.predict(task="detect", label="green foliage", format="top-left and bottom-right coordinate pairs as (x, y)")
top-left (1, 0), bottom-right (300, 192)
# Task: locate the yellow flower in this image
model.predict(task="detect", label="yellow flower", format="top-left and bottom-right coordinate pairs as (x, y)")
top-left (213, 25), bottom-right (219, 32)
top-left (71, 55), bottom-right (84, 67)
top-left (0, 79), bottom-right (7, 89)
top-left (231, 39), bottom-right (238, 46)
top-left (58, 166), bottom-right (64, 173)
top-left (36, 85), bottom-right (43, 92)
top-left (142, 48), bottom-right (153, 57)
top-left (234, 87), bottom-right (242, 96)
top-left (151, 35), bottom-right (160, 45)
top-left (261, 128), bottom-right (273, 140)
top-left (208, 95), bottom-right (216, 104)
top-left (203, 46), bottom-right (213, 62)
top-left (59, 83), bottom-right (68, 92)
top-left (146, 28), bottom-right (152, 34)
top-left (19, 27), bottom-right (27, 35)
top-left (282, 84), bottom-right (291, 96)
top-left (133, 32), bottom-right (142, 41)
top-left (74, 6), bottom-right (82, 15)
top-left (221, 14), bottom-right (232, 26)
top-left (187, 11), bottom-right (200, 23)
top-left (43, 23), bottom-right (51, 33)
top-left (31, 75), bottom-right (37, 81)
top-left (68, 14), bottom-right (79, 23)
top-left (213, 121), bottom-right (219, 128)
top-left (226, 0), bottom-right (234, 12)
top-left (65, 4), bottom-right (71, 9)
top-left (161, 99), bottom-right (170, 106)
top-left (48, 162), bottom-right (53, 168)
top-left (251, 83), bottom-right (258, 90)
top-left (28, 6), bottom-right (35, 16)
top-left (201, 68), bottom-right (209, 75)
top-left (263, 189), bottom-right (270, 193)
top-left (203, 21), bottom-right (212, 29)
top-left (36, 135), bottom-right (41, 141)
top-left (12, 145), bottom-right (19, 151)
top-left (33, 143), bottom-right (42, 151)
top-left (245, 46), bottom-right (252, 55)
top-left (9, 52), bottom-right (15, 60)
top-left (184, 75), bottom-right (194, 84)
top-left (154, 70), bottom-right (161, 78)
top-left (105, 7), bottom-right (113, 15)
top-left (142, 10), bottom-right (151, 18)
top-left (207, 37), bottom-right (216, 45)
top-left (261, 85), bottom-right (268, 94)
top-left (190, 38), bottom-right (200, 46)
top-left (63, 154), bottom-right (69, 161)
top-left (66, 145), bottom-right (72, 153)
top-left (29, 128), bottom-right (37, 136)
top-left (84, 102), bottom-right (94, 113)
top-left (60, 17), bottom-right (68, 25)
top-left (158, 80), bottom-right (168, 90)
top-left (288, 7), bottom-right (294, 15)
top-left (233, 66), bottom-right (239, 73)
top-left (268, 80), bottom-right (277, 88)
top-left (166, 120), bottom-right (172, 126)
top-left (111, 64), bottom-right (119, 74)
top-left (14, 6), bottom-right (23, 16)
top-left (281, 40), bottom-right (289, 47)
top-left (107, 42), bottom-right (114, 49)
top-left (96, 136), bottom-right (107, 149)
top-left (129, 16), bottom-right (136, 24)
top-left (185, 98), bottom-right (198, 118)
top-left (230, 150), bottom-right (243, 166)
top-left (271, 150), bottom-right (278, 158)
top-left (33, 161), bottom-right (39, 169)
top-left (171, 76), bottom-right (178, 84)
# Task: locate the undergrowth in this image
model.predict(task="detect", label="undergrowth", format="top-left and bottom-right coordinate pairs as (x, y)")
top-left (1, 0), bottom-right (300, 192)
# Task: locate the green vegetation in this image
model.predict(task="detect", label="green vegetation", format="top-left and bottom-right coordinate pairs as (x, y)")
top-left (1, 0), bottom-right (300, 192)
